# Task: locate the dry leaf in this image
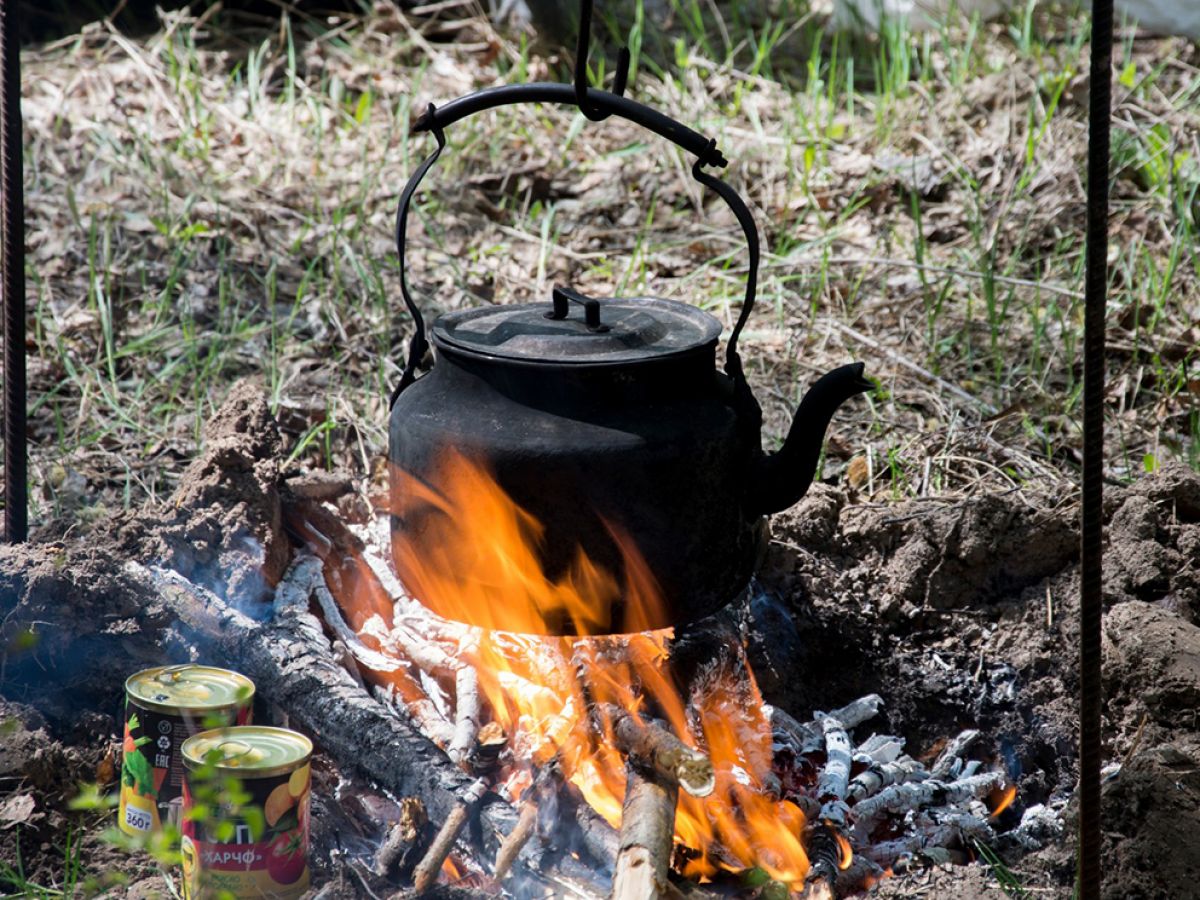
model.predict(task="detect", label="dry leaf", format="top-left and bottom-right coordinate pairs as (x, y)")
top-left (846, 456), bottom-right (870, 489)
top-left (95, 744), bottom-right (118, 787)
top-left (0, 793), bottom-right (37, 829)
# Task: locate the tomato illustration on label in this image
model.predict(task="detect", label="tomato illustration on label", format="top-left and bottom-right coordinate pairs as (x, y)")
top-left (266, 828), bottom-right (307, 885)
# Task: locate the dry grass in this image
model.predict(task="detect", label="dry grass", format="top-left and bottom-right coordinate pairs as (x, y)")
top-left (17, 0), bottom-right (1200, 533)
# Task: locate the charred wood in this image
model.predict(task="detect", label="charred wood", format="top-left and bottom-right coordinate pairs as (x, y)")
top-left (817, 718), bottom-right (852, 803)
top-left (804, 821), bottom-right (843, 891)
top-left (929, 729), bottom-right (980, 780)
top-left (850, 772), bottom-right (1006, 837)
top-left (846, 754), bottom-right (924, 804)
top-left (375, 798), bottom-right (434, 880)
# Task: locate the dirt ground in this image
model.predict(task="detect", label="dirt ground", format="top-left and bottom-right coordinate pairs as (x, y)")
top-left (4, 1), bottom-right (1200, 896)
top-left (3, 427), bottom-right (1200, 896)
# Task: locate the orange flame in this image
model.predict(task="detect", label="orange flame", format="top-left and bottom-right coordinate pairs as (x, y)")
top-left (989, 784), bottom-right (1017, 819)
top-left (832, 827), bottom-right (853, 870)
top-left (346, 450), bottom-right (812, 883)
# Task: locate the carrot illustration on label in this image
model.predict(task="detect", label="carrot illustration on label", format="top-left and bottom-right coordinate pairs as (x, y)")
top-left (123, 712), bottom-right (158, 799)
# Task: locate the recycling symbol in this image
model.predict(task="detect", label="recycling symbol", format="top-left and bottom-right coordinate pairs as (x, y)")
top-left (158, 735), bottom-right (171, 751)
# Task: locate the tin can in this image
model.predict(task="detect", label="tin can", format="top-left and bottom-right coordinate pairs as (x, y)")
top-left (120, 665), bottom-right (254, 837)
top-left (180, 726), bottom-right (313, 900)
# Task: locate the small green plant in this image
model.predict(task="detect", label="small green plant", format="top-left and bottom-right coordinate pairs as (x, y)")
top-left (973, 838), bottom-right (1032, 899)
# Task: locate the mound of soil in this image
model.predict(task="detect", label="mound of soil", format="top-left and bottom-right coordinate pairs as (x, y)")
top-left (117, 379), bottom-right (290, 607)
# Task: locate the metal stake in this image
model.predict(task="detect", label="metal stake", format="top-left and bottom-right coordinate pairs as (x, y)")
top-left (1, 0), bottom-right (27, 543)
top-left (1079, 0), bottom-right (1114, 895)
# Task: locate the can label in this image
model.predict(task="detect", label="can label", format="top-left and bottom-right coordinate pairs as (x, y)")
top-left (181, 761), bottom-right (311, 899)
top-left (119, 701), bottom-right (251, 837)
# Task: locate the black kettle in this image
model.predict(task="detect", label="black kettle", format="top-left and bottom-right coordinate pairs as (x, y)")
top-left (387, 79), bottom-right (870, 637)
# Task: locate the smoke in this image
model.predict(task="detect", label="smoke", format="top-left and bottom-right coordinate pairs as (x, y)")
top-left (164, 529), bottom-right (275, 624)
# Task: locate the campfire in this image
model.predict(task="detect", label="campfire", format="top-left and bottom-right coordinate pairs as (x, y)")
top-left (279, 452), bottom-right (1025, 898)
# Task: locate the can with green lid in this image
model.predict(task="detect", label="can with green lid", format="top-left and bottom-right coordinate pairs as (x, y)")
top-left (180, 726), bottom-right (313, 899)
top-left (120, 665), bottom-right (254, 837)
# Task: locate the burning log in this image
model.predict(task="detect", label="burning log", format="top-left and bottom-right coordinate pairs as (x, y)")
top-left (448, 630), bottom-right (483, 766)
top-left (489, 767), bottom-right (543, 883)
top-left (285, 549), bottom-right (484, 774)
top-left (285, 492), bottom-right (366, 558)
top-left (413, 776), bottom-right (491, 893)
top-left (599, 704), bottom-right (715, 798)
top-left (331, 639), bottom-right (367, 689)
top-left (468, 721), bottom-right (509, 775)
top-left (364, 609), bottom-right (458, 677)
top-left (571, 781), bottom-right (623, 868)
top-left (374, 682), bottom-right (455, 748)
top-left (804, 820), bottom-right (845, 890)
top-left (306, 559), bottom-right (407, 675)
top-left (612, 767), bottom-right (679, 900)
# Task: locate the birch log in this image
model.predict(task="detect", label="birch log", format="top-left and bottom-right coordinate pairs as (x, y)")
top-left (612, 768), bottom-right (679, 900)
top-left (600, 704), bottom-right (715, 798)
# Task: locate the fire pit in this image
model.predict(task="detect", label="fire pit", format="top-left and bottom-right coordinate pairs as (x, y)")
top-left (296, 452), bottom-right (1033, 898)
top-left (7, 382), bottom-right (1200, 897)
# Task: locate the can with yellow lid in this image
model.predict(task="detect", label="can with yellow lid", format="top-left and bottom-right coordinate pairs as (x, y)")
top-left (119, 665), bottom-right (254, 837)
top-left (180, 726), bottom-right (313, 900)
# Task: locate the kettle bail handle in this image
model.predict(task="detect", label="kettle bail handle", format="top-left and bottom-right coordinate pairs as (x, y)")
top-left (392, 102), bottom-right (760, 405)
top-left (391, 110), bottom-right (446, 408)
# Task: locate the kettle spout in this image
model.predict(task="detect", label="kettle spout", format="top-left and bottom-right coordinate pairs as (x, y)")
top-left (746, 362), bottom-right (873, 516)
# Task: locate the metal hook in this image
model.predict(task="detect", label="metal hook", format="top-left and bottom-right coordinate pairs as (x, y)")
top-left (574, 0), bottom-right (631, 121)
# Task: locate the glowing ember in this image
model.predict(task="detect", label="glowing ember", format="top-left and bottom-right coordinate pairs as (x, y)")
top-left (368, 450), bottom-right (813, 883)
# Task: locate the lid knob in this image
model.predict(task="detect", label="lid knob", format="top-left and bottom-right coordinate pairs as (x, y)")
top-left (547, 285), bottom-right (610, 333)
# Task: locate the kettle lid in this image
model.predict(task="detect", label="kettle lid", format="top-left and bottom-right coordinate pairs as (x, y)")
top-left (430, 287), bottom-right (722, 366)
